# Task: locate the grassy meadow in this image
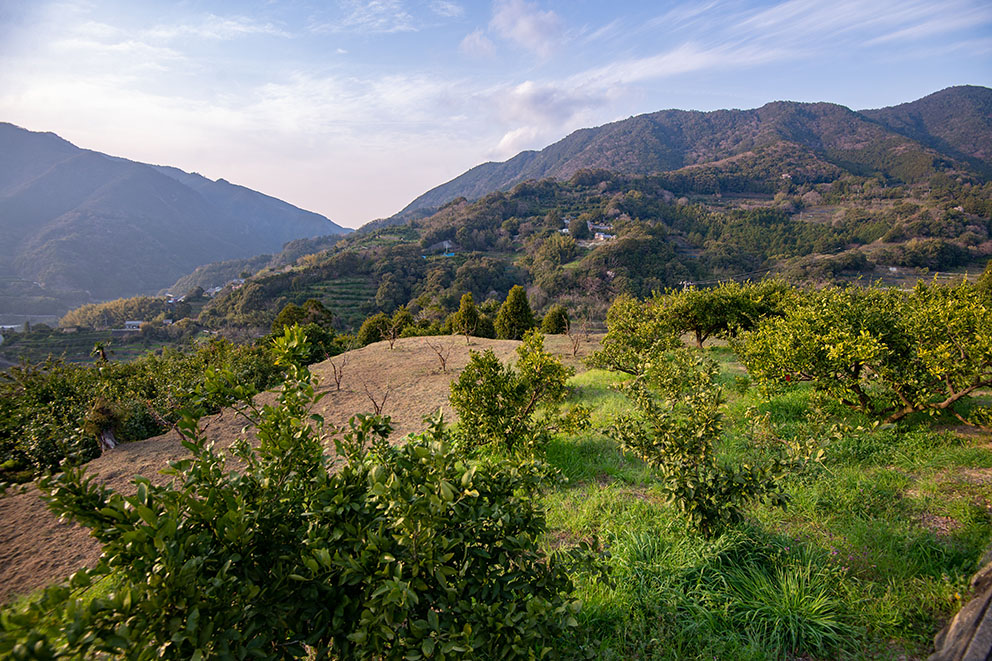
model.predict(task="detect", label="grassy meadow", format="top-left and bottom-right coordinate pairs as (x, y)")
top-left (541, 347), bottom-right (990, 660)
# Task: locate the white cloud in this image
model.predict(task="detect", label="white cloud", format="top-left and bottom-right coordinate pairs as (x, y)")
top-left (145, 15), bottom-right (293, 41)
top-left (460, 29), bottom-right (496, 57)
top-left (575, 42), bottom-right (785, 89)
top-left (430, 1), bottom-right (464, 18)
top-left (484, 79), bottom-right (612, 158)
top-left (490, 0), bottom-right (562, 58)
top-left (494, 125), bottom-right (543, 156)
top-left (311, 0), bottom-right (417, 34)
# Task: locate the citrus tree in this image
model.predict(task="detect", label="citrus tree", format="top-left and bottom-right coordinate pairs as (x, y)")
top-left (610, 347), bottom-right (787, 538)
top-left (588, 294), bottom-right (680, 375)
top-left (738, 281), bottom-right (992, 427)
top-left (450, 331), bottom-right (589, 452)
top-left (1, 326), bottom-right (595, 659)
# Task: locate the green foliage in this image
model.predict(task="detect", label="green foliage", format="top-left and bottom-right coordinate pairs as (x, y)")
top-left (494, 285), bottom-right (535, 340)
top-left (450, 332), bottom-right (589, 452)
top-left (977, 259), bottom-right (992, 297)
top-left (0, 327), bottom-right (592, 659)
top-left (568, 216), bottom-right (591, 240)
top-left (357, 312), bottom-right (390, 346)
top-left (449, 292), bottom-right (480, 338)
top-left (588, 294), bottom-right (680, 375)
top-left (656, 280), bottom-right (791, 348)
top-left (609, 347), bottom-right (787, 537)
top-left (271, 298), bottom-right (334, 334)
top-left (0, 338), bottom-right (280, 475)
top-left (537, 234), bottom-right (578, 268)
top-left (738, 281), bottom-right (992, 426)
top-left (540, 304), bottom-right (569, 334)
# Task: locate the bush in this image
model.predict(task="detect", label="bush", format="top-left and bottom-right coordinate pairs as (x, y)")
top-left (609, 347), bottom-right (787, 538)
top-left (450, 331), bottom-right (589, 452)
top-left (541, 304), bottom-right (569, 334)
top-left (357, 312), bottom-right (390, 346)
top-left (1, 327), bottom-right (595, 659)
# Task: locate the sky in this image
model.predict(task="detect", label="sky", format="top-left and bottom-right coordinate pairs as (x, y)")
top-left (0, 1), bottom-right (990, 228)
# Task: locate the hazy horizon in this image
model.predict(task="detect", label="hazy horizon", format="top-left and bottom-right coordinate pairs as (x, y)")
top-left (1, 0), bottom-right (990, 228)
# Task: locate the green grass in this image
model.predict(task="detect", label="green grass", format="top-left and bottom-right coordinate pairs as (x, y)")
top-left (544, 349), bottom-right (992, 659)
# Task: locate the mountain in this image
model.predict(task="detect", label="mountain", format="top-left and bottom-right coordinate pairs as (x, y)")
top-left (397, 86), bottom-right (990, 216)
top-left (0, 123), bottom-right (349, 306)
top-left (861, 85), bottom-right (992, 176)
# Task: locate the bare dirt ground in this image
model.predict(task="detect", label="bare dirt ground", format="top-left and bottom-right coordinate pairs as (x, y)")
top-left (0, 333), bottom-right (599, 604)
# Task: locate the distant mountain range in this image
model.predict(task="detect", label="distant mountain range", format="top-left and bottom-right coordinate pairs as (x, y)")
top-left (397, 86), bottom-right (991, 217)
top-left (0, 123), bottom-right (349, 307)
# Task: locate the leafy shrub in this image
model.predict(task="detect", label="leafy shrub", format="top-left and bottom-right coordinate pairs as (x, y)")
top-left (609, 348), bottom-right (787, 537)
top-left (0, 327), bottom-right (595, 659)
top-left (450, 331), bottom-right (589, 452)
top-left (540, 304), bottom-right (569, 334)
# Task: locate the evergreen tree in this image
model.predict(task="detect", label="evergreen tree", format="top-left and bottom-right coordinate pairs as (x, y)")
top-left (454, 292), bottom-right (480, 338)
top-left (569, 216), bottom-right (591, 240)
top-left (540, 304), bottom-right (569, 334)
top-left (495, 285), bottom-right (535, 340)
top-left (357, 312), bottom-right (390, 346)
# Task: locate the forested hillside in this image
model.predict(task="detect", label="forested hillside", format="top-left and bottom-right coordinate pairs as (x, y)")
top-left (0, 123), bottom-right (349, 317)
top-left (399, 86), bottom-right (990, 216)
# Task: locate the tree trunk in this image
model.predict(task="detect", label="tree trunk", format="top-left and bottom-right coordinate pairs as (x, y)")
top-left (98, 429), bottom-right (118, 452)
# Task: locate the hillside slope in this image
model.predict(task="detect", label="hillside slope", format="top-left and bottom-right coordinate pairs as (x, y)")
top-left (398, 86), bottom-right (989, 216)
top-left (0, 334), bottom-right (595, 603)
top-left (0, 124), bottom-right (349, 303)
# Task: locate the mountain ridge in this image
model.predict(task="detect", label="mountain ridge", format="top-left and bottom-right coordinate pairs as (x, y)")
top-left (394, 86), bottom-right (990, 220)
top-left (0, 123), bottom-right (349, 309)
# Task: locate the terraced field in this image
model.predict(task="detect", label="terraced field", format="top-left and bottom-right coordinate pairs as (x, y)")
top-left (298, 276), bottom-right (377, 330)
top-left (0, 329), bottom-right (177, 365)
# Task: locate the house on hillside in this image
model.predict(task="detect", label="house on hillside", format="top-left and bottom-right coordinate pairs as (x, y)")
top-left (124, 321), bottom-right (144, 330)
top-left (425, 239), bottom-right (457, 254)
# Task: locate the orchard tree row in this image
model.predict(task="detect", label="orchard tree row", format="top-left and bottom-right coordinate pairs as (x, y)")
top-left (1, 327), bottom-right (602, 659)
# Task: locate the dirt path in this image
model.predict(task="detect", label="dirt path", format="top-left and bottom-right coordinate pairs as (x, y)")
top-left (0, 334), bottom-right (598, 603)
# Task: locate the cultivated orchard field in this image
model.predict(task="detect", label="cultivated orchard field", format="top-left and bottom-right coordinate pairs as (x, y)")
top-left (1, 277), bottom-right (991, 659)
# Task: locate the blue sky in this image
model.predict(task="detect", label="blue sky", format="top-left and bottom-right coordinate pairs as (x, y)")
top-left (0, 1), bottom-right (989, 228)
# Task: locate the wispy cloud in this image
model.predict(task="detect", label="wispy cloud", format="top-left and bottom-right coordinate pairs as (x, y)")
top-left (460, 29), bottom-right (496, 57)
top-left (575, 41), bottom-right (785, 88)
top-left (734, 0), bottom-right (991, 48)
top-left (430, 1), bottom-right (464, 18)
top-left (489, 0), bottom-right (563, 58)
top-left (310, 0), bottom-right (417, 34)
top-left (866, 6), bottom-right (992, 45)
top-left (146, 15), bottom-right (293, 41)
